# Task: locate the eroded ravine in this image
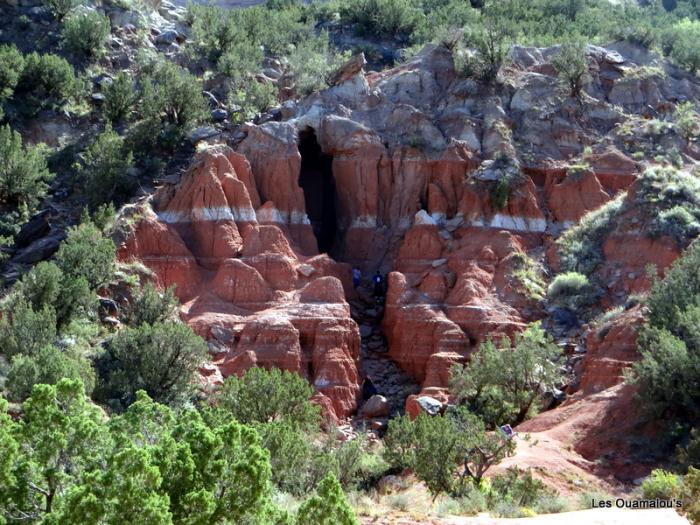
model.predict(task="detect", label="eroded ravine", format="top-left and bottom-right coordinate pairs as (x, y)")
top-left (349, 285), bottom-right (420, 418)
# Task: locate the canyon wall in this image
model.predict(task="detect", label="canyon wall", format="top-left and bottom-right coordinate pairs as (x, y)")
top-left (117, 41), bottom-right (699, 435)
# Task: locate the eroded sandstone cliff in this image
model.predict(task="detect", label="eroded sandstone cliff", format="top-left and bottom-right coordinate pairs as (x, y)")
top-left (116, 40), bottom-right (699, 450)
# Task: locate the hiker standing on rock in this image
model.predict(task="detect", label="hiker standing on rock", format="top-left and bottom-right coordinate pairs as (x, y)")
top-left (373, 271), bottom-right (384, 298)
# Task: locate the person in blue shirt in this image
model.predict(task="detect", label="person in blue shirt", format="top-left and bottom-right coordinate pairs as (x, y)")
top-left (373, 271), bottom-right (384, 298)
top-left (352, 267), bottom-right (361, 288)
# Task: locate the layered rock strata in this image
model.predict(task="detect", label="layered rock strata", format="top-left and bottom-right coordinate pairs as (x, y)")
top-left (117, 146), bottom-right (361, 419)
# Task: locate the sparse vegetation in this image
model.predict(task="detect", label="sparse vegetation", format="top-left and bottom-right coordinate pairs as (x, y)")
top-left (509, 252), bottom-right (547, 302)
top-left (62, 9), bottom-right (111, 59)
top-left (77, 126), bottom-right (135, 207)
top-left (547, 271), bottom-right (596, 311)
top-left (0, 125), bottom-right (53, 218)
top-left (557, 194), bottom-right (625, 275)
top-left (553, 38), bottom-right (588, 98)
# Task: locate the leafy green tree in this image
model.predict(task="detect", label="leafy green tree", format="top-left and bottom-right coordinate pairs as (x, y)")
top-left (630, 242), bottom-right (700, 421)
top-left (216, 367), bottom-right (321, 430)
top-left (682, 467), bottom-right (700, 524)
top-left (345, 0), bottom-right (423, 41)
top-left (6, 345), bottom-right (95, 402)
top-left (78, 126), bottom-right (135, 207)
top-left (0, 299), bottom-right (56, 358)
top-left (187, 4), bottom-right (245, 63)
top-left (553, 38), bottom-right (589, 98)
top-left (254, 420), bottom-right (315, 494)
top-left (0, 45), bottom-right (24, 119)
top-left (678, 427), bottom-right (700, 470)
top-left (214, 367), bottom-right (342, 495)
top-left (641, 469), bottom-right (681, 499)
top-left (674, 101), bottom-right (700, 144)
top-left (228, 81), bottom-right (278, 124)
top-left (217, 40), bottom-right (264, 84)
top-left (296, 474), bottom-right (358, 525)
top-left (0, 380), bottom-right (108, 522)
top-left (450, 407), bottom-right (514, 487)
top-left (488, 467), bottom-right (550, 509)
top-left (102, 72), bottom-right (137, 123)
top-left (140, 61), bottom-right (207, 147)
top-left (127, 282), bottom-right (178, 326)
top-left (1, 381), bottom-right (301, 524)
top-left (286, 33), bottom-right (349, 96)
top-left (62, 10), bottom-right (111, 59)
top-left (0, 125), bottom-right (53, 211)
top-left (464, 1), bottom-right (516, 81)
top-left (97, 322), bottom-right (207, 408)
top-left (55, 221), bottom-right (116, 290)
top-left (18, 261), bottom-right (95, 328)
top-left (669, 19), bottom-right (700, 74)
top-left (383, 408), bottom-right (513, 499)
top-left (16, 53), bottom-right (77, 113)
top-left (450, 323), bottom-right (564, 427)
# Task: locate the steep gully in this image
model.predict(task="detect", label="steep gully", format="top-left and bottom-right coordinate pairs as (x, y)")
top-left (297, 128), bottom-right (419, 420)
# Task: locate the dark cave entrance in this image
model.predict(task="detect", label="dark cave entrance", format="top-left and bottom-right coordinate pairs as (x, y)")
top-left (298, 127), bottom-right (338, 254)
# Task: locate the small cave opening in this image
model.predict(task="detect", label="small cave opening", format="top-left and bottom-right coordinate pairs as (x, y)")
top-left (298, 127), bottom-right (338, 254)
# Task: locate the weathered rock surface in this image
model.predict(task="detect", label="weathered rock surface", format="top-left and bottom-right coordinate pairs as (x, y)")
top-left (119, 39), bottom-right (699, 454)
top-left (117, 146), bottom-right (361, 419)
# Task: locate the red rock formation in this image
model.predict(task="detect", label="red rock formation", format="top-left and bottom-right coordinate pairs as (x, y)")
top-left (117, 146), bottom-right (361, 419)
top-left (580, 306), bottom-right (643, 394)
top-left (546, 168), bottom-right (611, 224)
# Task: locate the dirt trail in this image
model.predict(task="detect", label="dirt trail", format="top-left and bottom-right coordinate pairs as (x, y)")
top-left (361, 508), bottom-right (689, 525)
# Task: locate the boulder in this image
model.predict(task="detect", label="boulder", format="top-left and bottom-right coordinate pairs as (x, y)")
top-left (359, 395), bottom-right (390, 418)
top-left (406, 395), bottom-right (444, 419)
top-left (328, 53), bottom-right (366, 86)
